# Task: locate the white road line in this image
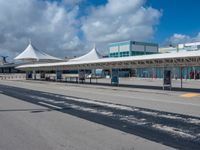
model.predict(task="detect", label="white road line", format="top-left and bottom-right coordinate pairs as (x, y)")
top-left (38, 102), bottom-right (62, 109)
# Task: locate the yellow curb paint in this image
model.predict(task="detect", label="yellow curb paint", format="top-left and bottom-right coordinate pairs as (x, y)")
top-left (180, 93), bottom-right (200, 98)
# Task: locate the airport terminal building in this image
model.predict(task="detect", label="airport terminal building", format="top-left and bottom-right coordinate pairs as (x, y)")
top-left (1, 40), bottom-right (200, 83)
top-left (107, 41), bottom-right (200, 79)
top-left (158, 42), bottom-right (200, 79)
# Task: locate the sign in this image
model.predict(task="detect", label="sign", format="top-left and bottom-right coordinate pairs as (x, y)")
top-left (26, 71), bottom-right (32, 79)
top-left (163, 70), bottom-right (171, 89)
top-left (41, 72), bottom-right (45, 79)
top-left (56, 70), bottom-right (62, 80)
top-left (111, 68), bottom-right (119, 85)
top-left (79, 70), bottom-right (85, 81)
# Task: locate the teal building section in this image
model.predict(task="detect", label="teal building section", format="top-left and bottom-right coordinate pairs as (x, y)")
top-left (109, 41), bottom-right (158, 58)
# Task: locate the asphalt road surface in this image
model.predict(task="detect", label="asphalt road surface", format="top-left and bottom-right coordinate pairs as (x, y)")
top-left (0, 80), bottom-right (200, 150)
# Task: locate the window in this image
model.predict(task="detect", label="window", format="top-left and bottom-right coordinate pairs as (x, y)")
top-left (131, 51), bottom-right (144, 56)
top-left (110, 52), bottom-right (119, 57)
top-left (119, 51), bottom-right (129, 57)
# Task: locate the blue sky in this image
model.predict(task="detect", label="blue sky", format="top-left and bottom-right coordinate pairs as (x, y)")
top-left (0, 0), bottom-right (199, 58)
top-left (146, 0), bottom-right (200, 43)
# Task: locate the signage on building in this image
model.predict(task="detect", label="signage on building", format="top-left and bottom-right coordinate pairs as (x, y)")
top-left (79, 70), bottom-right (85, 81)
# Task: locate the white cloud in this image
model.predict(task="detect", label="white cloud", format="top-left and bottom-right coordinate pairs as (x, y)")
top-left (168, 34), bottom-right (192, 45)
top-left (0, 0), bottom-right (161, 60)
top-left (0, 0), bottom-right (82, 59)
top-left (195, 32), bottom-right (200, 41)
top-left (166, 32), bottom-right (200, 45)
top-left (82, 0), bottom-right (161, 44)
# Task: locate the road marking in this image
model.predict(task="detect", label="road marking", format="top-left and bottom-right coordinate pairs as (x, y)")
top-left (38, 102), bottom-right (62, 109)
top-left (180, 93), bottom-right (200, 98)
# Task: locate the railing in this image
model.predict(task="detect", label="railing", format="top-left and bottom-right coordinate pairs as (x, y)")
top-left (0, 73), bottom-right (26, 80)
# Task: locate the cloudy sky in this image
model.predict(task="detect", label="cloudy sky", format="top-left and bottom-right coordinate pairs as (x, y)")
top-left (0, 0), bottom-right (199, 60)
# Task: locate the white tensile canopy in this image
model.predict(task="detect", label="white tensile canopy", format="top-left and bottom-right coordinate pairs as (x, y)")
top-left (14, 41), bottom-right (62, 62)
top-left (16, 49), bottom-right (200, 70)
top-left (69, 46), bottom-right (101, 62)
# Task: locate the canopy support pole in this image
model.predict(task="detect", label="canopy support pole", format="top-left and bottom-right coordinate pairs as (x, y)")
top-left (193, 66), bottom-right (196, 80)
top-left (78, 69), bottom-right (80, 84)
top-left (33, 70), bottom-right (36, 80)
top-left (180, 67), bottom-right (183, 88)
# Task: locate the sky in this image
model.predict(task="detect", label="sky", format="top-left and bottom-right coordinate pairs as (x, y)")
top-left (0, 0), bottom-right (200, 60)
top-left (146, 0), bottom-right (200, 44)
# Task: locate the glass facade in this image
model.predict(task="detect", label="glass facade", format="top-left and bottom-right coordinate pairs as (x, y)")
top-left (109, 52), bottom-right (119, 57)
top-left (120, 51), bottom-right (129, 57)
top-left (136, 67), bottom-right (200, 79)
top-left (110, 50), bottom-right (156, 57)
top-left (108, 41), bottom-right (200, 79)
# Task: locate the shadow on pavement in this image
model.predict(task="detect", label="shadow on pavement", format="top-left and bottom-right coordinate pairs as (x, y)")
top-left (0, 108), bottom-right (51, 113)
top-left (0, 83), bottom-right (200, 150)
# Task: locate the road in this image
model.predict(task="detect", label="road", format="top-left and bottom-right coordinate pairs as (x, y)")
top-left (0, 80), bottom-right (200, 150)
